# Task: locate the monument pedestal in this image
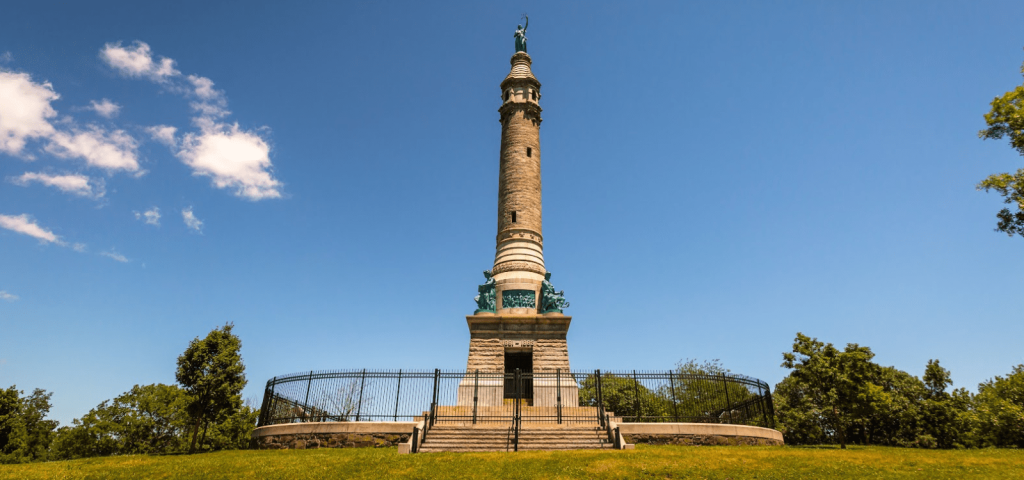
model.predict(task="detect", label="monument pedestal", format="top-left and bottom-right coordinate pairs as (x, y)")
top-left (457, 313), bottom-right (578, 407)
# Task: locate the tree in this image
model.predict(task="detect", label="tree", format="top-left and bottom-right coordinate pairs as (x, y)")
top-left (978, 56), bottom-right (1024, 237)
top-left (780, 333), bottom-right (877, 449)
top-left (0, 386), bottom-right (27, 464)
top-left (972, 364), bottom-right (1024, 447)
top-left (176, 323), bottom-right (247, 453)
top-left (50, 384), bottom-right (190, 460)
top-left (20, 389), bottom-right (58, 461)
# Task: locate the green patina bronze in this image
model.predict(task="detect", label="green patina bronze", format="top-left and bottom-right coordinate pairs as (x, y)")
top-left (540, 272), bottom-right (569, 314)
top-left (514, 15), bottom-right (529, 53)
top-left (502, 289), bottom-right (536, 309)
top-left (474, 270), bottom-right (496, 313)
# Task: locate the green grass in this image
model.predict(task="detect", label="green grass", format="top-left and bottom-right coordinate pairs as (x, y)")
top-left (2, 445), bottom-right (1022, 480)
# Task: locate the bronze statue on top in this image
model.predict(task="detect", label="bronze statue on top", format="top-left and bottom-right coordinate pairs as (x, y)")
top-left (514, 15), bottom-right (529, 53)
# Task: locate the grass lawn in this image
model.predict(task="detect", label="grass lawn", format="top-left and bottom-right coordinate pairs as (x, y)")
top-left (2, 445), bottom-right (1022, 480)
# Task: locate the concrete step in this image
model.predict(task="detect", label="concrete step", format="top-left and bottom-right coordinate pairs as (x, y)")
top-left (418, 445), bottom-right (613, 453)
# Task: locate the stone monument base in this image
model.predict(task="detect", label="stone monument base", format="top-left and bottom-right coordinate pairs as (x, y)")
top-left (457, 313), bottom-right (578, 407)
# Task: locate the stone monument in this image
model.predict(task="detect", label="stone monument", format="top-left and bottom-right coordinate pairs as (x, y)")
top-left (459, 21), bottom-right (578, 408)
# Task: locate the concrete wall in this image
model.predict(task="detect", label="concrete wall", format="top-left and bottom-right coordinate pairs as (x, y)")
top-left (617, 423), bottom-right (784, 446)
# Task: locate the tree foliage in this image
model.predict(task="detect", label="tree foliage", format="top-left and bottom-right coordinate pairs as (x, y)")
top-left (776, 332), bottom-right (1024, 449)
top-left (50, 383), bottom-right (190, 459)
top-left (978, 57), bottom-right (1024, 237)
top-left (175, 323), bottom-right (247, 453)
top-left (780, 333), bottom-right (877, 448)
top-left (0, 386), bottom-right (57, 464)
top-left (972, 364), bottom-right (1024, 447)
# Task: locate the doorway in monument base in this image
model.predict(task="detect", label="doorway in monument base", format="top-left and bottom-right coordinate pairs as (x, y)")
top-left (503, 350), bottom-right (533, 403)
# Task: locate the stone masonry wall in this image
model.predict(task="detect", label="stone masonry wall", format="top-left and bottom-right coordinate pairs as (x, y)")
top-left (257, 432), bottom-right (410, 450)
top-left (625, 434), bottom-right (783, 447)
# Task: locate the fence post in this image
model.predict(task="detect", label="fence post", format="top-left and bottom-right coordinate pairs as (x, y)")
top-left (632, 370), bottom-right (642, 422)
top-left (556, 369), bottom-right (563, 425)
top-left (721, 374), bottom-right (734, 424)
top-left (472, 369), bottom-right (480, 425)
top-left (668, 370), bottom-right (680, 423)
top-left (430, 368), bottom-right (440, 428)
top-left (514, 368), bottom-right (521, 452)
top-left (764, 384), bottom-right (776, 429)
top-left (411, 425), bottom-right (419, 454)
top-left (595, 370), bottom-right (605, 426)
top-left (355, 369), bottom-right (367, 422)
top-left (394, 369), bottom-right (402, 422)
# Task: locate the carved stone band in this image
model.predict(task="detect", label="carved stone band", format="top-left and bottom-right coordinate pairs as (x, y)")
top-left (492, 261), bottom-right (546, 275)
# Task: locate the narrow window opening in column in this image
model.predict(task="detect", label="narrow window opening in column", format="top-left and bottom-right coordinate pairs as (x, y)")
top-left (526, 147), bottom-right (532, 157)
top-left (512, 211), bottom-right (517, 223)
top-left (505, 91), bottom-right (510, 101)
top-left (531, 90), bottom-right (537, 100)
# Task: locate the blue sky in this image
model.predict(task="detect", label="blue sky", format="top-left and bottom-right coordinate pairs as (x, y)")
top-left (1, 1), bottom-right (1023, 425)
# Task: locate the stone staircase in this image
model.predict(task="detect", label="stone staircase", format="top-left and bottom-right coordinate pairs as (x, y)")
top-left (418, 424), bottom-right (612, 452)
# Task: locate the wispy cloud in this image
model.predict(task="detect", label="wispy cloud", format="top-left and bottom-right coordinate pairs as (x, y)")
top-left (10, 171), bottom-right (104, 198)
top-left (0, 291), bottom-right (17, 302)
top-left (88, 98), bottom-right (121, 118)
top-left (0, 52), bottom-right (12, 63)
top-left (145, 125), bottom-right (177, 147)
top-left (0, 213), bottom-right (61, 244)
top-left (100, 41), bottom-right (178, 82)
top-left (99, 250), bottom-right (129, 263)
top-left (46, 126), bottom-right (140, 173)
top-left (179, 124), bottom-right (281, 200)
top-left (134, 207), bottom-right (160, 226)
top-left (101, 40), bottom-right (282, 200)
top-left (182, 207), bottom-right (202, 232)
top-left (0, 70), bottom-right (141, 173)
top-left (0, 70), bottom-right (58, 156)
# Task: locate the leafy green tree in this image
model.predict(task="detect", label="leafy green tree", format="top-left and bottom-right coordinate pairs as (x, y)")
top-left (200, 402), bottom-right (259, 451)
top-left (978, 56), bottom-right (1024, 237)
top-left (773, 375), bottom-right (829, 444)
top-left (176, 324), bottom-right (247, 453)
top-left (50, 383), bottom-right (190, 460)
top-left (780, 333), bottom-right (877, 449)
top-left (972, 364), bottom-right (1024, 447)
top-left (20, 389), bottom-right (58, 461)
top-left (0, 386), bottom-right (27, 464)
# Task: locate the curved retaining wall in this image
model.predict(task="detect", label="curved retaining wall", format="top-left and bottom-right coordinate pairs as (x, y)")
top-left (253, 422), bottom-right (415, 450)
top-left (618, 423), bottom-right (784, 446)
top-left (253, 421), bottom-right (783, 450)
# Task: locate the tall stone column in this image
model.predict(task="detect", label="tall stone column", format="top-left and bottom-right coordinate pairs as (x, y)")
top-left (460, 51), bottom-right (576, 408)
top-left (493, 51), bottom-right (546, 303)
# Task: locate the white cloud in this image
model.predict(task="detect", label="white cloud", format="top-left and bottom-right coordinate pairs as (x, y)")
top-left (187, 75), bottom-right (220, 100)
top-left (0, 291), bottom-right (17, 301)
top-left (0, 213), bottom-right (61, 244)
top-left (134, 207), bottom-right (160, 226)
top-left (0, 70), bottom-right (58, 155)
top-left (11, 172), bottom-right (104, 198)
top-left (0, 52), bottom-right (12, 63)
top-left (178, 124), bottom-right (281, 200)
top-left (46, 126), bottom-right (140, 173)
top-left (145, 125), bottom-right (177, 147)
top-left (100, 250), bottom-right (129, 263)
top-left (181, 207), bottom-right (203, 232)
top-left (88, 98), bottom-right (121, 118)
top-left (102, 40), bottom-right (283, 200)
top-left (72, 243), bottom-right (86, 252)
top-left (100, 41), bottom-right (178, 82)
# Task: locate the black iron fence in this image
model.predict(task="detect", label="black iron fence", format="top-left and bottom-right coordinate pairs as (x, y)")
top-left (258, 369), bottom-right (775, 429)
